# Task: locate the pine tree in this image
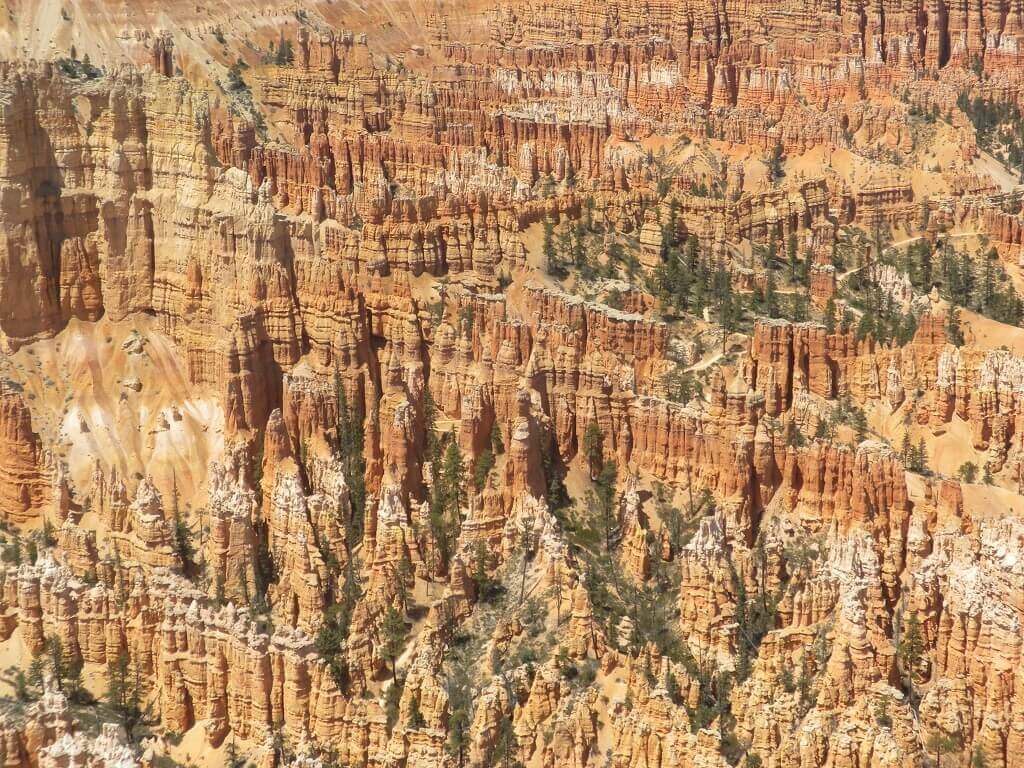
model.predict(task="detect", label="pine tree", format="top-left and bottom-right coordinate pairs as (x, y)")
top-left (65, 654), bottom-right (87, 704)
top-left (898, 612), bottom-right (925, 706)
top-left (785, 233), bottom-right (798, 281)
top-left (445, 665), bottom-right (473, 768)
top-left (428, 487), bottom-right (452, 570)
top-left (45, 635), bottom-right (66, 692)
top-left (582, 197), bottom-right (594, 232)
top-left (471, 539), bottom-right (496, 603)
top-left (594, 461), bottom-right (618, 553)
top-left (105, 648), bottom-right (145, 742)
top-left (408, 695), bottom-right (426, 728)
top-left (316, 560), bottom-right (361, 692)
top-left (824, 297), bottom-right (837, 334)
top-left (764, 266), bottom-right (779, 318)
top-left (900, 432), bottom-right (912, 465)
top-left (473, 449), bottom-right (495, 491)
top-left (926, 731), bottom-right (960, 768)
top-left (396, 549), bottom-right (414, 612)
top-left (958, 462), bottom-right (978, 483)
top-left (427, 440), bottom-right (467, 572)
top-left (441, 441), bottom-right (467, 516)
top-left (556, 224), bottom-right (574, 265)
top-left (424, 388), bottom-right (441, 461)
top-left (768, 143), bottom-right (785, 180)
top-left (571, 222), bottom-right (586, 268)
top-left (490, 422), bottom-right (504, 455)
top-left (542, 442), bottom-right (570, 511)
top-left (582, 421), bottom-right (603, 479)
top-left (542, 217), bottom-right (557, 272)
top-left (856, 312), bottom-right (875, 342)
top-left (226, 737), bottom-right (245, 768)
top-left (274, 34), bottom-right (294, 65)
top-left (171, 476), bottom-right (196, 579)
top-left (850, 407), bottom-right (868, 441)
top-left (493, 715), bottom-right (523, 768)
top-left (979, 248), bottom-right (996, 310)
top-left (380, 604), bottom-right (408, 681)
top-left (791, 292), bottom-right (809, 322)
top-left (27, 652), bottom-right (45, 695)
top-left (335, 367), bottom-right (367, 542)
top-left (14, 670), bottom-right (29, 702)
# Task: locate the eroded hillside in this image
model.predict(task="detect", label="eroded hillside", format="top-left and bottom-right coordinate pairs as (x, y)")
top-left (1, 1), bottom-right (1024, 767)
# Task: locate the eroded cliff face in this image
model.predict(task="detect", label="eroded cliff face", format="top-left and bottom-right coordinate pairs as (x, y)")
top-left (5, 0), bottom-right (1024, 766)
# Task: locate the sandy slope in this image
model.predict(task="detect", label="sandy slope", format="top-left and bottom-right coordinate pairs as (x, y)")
top-left (0, 315), bottom-right (223, 511)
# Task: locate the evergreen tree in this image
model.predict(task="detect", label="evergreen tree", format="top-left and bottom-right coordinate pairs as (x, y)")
top-left (570, 222), bottom-right (587, 269)
top-left (274, 35), bottom-right (294, 65)
top-left (490, 422), bottom-right (504, 455)
top-left (441, 442), bottom-right (467, 516)
top-left (915, 438), bottom-right (929, 473)
top-left (856, 312), bottom-right (875, 342)
top-left (13, 670), bottom-right (29, 702)
top-left (45, 635), bottom-right (66, 692)
top-left (493, 715), bottom-right (523, 768)
top-left (594, 461), bottom-right (618, 553)
top-left (473, 449), bottom-right (495, 491)
top-left (926, 731), bottom-right (960, 768)
top-left (542, 443), bottom-right (570, 511)
top-left (978, 248), bottom-right (996, 310)
top-left (380, 604), bottom-right (408, 681)
top-left (768, 143), bottom-right (785, 180)
top-left (582, 421), bottom-right (603, 479)
top-left (791, 292), bottom-right (810, 322)
top-left (429, 440), bottom-right (467, 570)
top-left (958, 462), bottom-right (978, 483)
top-left (395, 549), bottom-right (414, 611)
top-left (105, 649), bottom-right (145, 742)
top-left (556, 224), bottom-right (574, 265)
top-left (316, 560), bottom-right (362, 692)
top-left (424, 388), bottom-right (441, 461)
top-left (65, 654), bottom-right (87, 704)
top-left (900, 432), bottom-right (913, 465)
top-left (850, 407), bottom-right (868, 441)
top-left (428, 484), bottom-right (452, 570)
top-left (225, 63), bottom-right (247, 92)
top-left (408, 695), bottom-right (426, 728)
top-left (582, 197), bottom-right (594, 232)
top-left (226, 737), bottom-right (245, 768)
top-left (787, 233), bottom-right (798, 283)
top-left (171, 478), bottom-right (196, 579)
top-left (445, 668), bottom-right (472, 767)
top-left (764, 265), bottom-right (779, 318)
top-left (898, 612), bottom-right (926, 706)
top-left (542, 217), bottom-right (558, 273)
top-left (27, 652), bottom-right (45, 695)
top-left (471, 539), bottom-right (498, 603)
top-left (824, 297), bottom-right (837, 334)
top-left (335, 367), bottom-right (367, 542)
